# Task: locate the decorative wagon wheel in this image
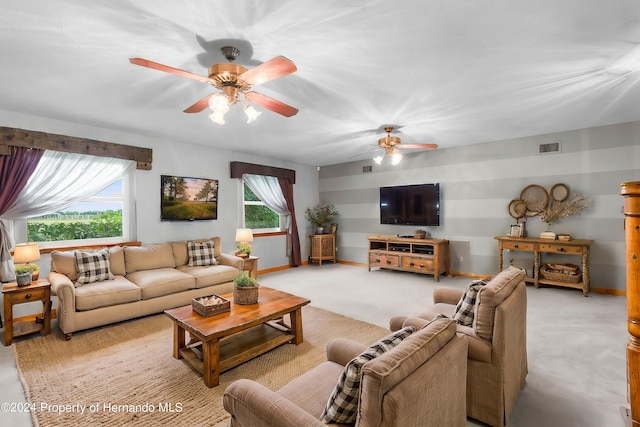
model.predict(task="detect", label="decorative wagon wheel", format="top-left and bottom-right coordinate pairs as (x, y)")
top-left (520, 184), bottom-right (549, 217)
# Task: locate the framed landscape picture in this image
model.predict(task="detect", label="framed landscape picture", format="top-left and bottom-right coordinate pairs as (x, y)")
top-left (161, 175), bottom-right (218, 221)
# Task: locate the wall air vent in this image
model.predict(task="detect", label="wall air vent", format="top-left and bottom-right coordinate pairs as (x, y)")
top-left (363, 165), bottom-right (373, 173)
top-left (538, 141), bottom-right (561, 155)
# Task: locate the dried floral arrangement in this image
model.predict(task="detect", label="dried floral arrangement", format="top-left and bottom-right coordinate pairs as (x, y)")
top-left (196, 295), bottom-right (227, 307)
top-left (539, 194), bottom-right (590, 224)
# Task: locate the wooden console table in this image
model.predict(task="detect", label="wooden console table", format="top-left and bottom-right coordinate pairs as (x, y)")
top-left (495, 236), bottom-right (593, 296)
top-left (368, 235), bottom-right (450, 281)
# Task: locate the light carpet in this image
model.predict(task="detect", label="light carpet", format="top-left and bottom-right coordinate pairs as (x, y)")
top-left (13, 305), bottom-right (388, 427)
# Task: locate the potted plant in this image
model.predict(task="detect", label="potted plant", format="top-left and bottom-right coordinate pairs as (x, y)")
top-left (14, 265), bottom-right (33, 286)
top-left (305, 202), bottom-right (339, 234)
top-left (233, 271), bottom-right (259, 305)
top-left (26, 263), bottom-right (40, 281)
top-left (236, 242), bottom-right (252, 259)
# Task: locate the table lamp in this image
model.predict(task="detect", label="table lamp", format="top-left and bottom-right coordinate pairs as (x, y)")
top-left (13, 242), bottom-right (41, 282)
top-left (235, 228), bottom-right (254, 258)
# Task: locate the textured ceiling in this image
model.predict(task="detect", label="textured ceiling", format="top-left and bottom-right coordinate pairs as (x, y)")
top-left (1, 0), bottom-right (639, 166)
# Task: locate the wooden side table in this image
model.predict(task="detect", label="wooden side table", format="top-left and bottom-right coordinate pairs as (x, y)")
top-left (243, 256), bottom-right (260, 279)
top-left (3, 279), bottom-right (51, 346)
top-left (309, 234), bottom-right (336, 265)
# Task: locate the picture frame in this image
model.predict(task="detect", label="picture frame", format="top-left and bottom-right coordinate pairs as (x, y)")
top-left (161, 175), bottom-right (218, 221)
top-left (510, 224), bottom-right (523, 237)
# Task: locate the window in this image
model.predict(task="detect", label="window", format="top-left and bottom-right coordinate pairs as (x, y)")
top-left (242, 182), bottom-right (280, 231)
top-left (26, 176), bottom-right (130, 247)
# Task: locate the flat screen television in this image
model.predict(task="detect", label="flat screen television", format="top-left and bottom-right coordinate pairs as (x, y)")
top-left (161, 175), bottom-right (218, 221)
top-left (380, 183), bottom-right (440, 226)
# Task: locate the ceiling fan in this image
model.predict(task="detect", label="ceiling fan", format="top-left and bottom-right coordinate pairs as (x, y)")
top-left (374, 126), bottom-right (438, 165)
top-left (129, 46), bottom-right (298, 124)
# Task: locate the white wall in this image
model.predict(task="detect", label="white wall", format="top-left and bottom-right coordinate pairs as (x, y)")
top-left (0, 110), bottom-right (320, 274)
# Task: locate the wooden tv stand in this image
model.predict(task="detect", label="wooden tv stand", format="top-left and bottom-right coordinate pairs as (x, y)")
top-left (368, 235), bottom-right (450, 281)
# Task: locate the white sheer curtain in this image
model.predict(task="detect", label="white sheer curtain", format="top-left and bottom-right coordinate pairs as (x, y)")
top-left (0, 151), bottom-right (134, 281)
top-left (3, 151), bottom-right (134, 218)
top-left (243, 174), bottom-right (291, 230)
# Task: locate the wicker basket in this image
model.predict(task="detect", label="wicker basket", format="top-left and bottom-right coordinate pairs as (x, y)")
top-left (413, 229), bottom-right (426, 239)
top-left (540, 263), bottom-right (582, 283)
top-left (192, 294), bottom-right (231, 317)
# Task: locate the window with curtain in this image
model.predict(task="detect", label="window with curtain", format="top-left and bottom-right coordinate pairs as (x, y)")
top-left (10, 150), bottom-right (135, 248)
top-left (242, 182), bottom-right (281, 231)
top-left (27, 177), bottom-right (126, 244)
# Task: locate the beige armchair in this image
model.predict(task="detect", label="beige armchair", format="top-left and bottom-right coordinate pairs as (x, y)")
top-left (223, 317), bottom-right (468, 427)
top-left (390, 266), bottom-right (528, 427)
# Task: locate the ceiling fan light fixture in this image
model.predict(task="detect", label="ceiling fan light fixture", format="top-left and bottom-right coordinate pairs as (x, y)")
top-left (208, 92), bottom-right (230, 111)
top-left (390, 149), bottom-right (403, 165)
top-left (209, 111), bottom-right (226, 125)
top-left (373, 155), bottom-right (383, 165)
top-left (244, 105), bottom-right (261, 123)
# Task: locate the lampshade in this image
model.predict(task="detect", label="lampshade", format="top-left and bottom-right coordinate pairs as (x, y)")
top-left (13, 242), bottom-right (40, 264)
top-left (235, 228), bottom-right (254, 243)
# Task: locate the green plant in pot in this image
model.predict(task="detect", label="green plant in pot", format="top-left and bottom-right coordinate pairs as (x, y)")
top-left (233, 271), bottom-right (259, 305)
top-left (14, 264), bottom-right (33, 286)
top-left (236, 242), bottom-right (252, 258)
top-left (26, 263), bottom-right (40, 281)
top-left (305, 202), bottom-right (339, 235)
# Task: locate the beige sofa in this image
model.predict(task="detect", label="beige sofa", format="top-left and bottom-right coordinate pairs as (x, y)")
top-left (49, 237), bottom-right (243, 339)
top-left (390, 266), bottom-right (528, 427)
top-left (223, 317), bottom-right (468, 427)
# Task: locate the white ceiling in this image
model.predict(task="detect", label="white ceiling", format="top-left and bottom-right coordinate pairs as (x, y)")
top-left (1, 0), bottom-right (640, 166)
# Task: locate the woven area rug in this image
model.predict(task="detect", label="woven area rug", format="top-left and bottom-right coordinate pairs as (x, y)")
top-left (14, 305), bottom-right (388, 426)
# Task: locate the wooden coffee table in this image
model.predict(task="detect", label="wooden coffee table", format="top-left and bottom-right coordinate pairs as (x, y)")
top-left (164, 287), bottom-right (310, 387)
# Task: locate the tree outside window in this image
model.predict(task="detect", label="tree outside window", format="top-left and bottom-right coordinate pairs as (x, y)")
top-left (243, 183), bottom-right (280, 230)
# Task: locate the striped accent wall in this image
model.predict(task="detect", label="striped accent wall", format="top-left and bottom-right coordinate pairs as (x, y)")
top-left (318, 120), bottom-right (640, 292)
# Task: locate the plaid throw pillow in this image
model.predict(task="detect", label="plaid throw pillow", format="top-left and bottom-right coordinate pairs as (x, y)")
top-left (75, 249), bottom-right (114, 286)
top-left (453, 279), bottom-right (488, 326)
top-left (187, 241), bottom-right (217, 267)
top-left (320, 326), bottom-right (416, 424)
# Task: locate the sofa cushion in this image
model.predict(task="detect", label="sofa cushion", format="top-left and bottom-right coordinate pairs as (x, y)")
top-left (124, 243), bottom-right (175, 274)
top-left (177, 264), bottom-right (239, 288)
top-left (187, 240), bottom-right (218, 266)
top-left (75, 276), bottom-right (141, 311)
top-left (171, 237), bottom-right (222, 267)
top-left (320, 326), bottom-right (415, 424)
top-left (75, 249), bottom-right (114, 286)
top-left (125, 268), bottom-right (195, 299)
top-left (475, 266), bottom-right (525, 341)
top-left (453, 279), bottom-right (488, 326)
top-left (51, 250), bottom-right (78, 282)
top-left (109, 246), bottom-right (126, 276)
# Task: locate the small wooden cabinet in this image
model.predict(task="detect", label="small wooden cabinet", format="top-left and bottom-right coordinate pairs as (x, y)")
top-left (495, 236), bottom-right (593, 296)
top-left (309, 234), bottom-right (336, 265)
top-left (368, 235), bottom-right (450, 281)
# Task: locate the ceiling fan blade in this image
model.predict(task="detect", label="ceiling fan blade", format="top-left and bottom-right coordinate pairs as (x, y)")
top-left (129, 58), bottom-right (214, 84)
top-left (240, 56), bottom-right (297, 86)
top-left (183, 93), bottom-right (215, 113)
top-left (245, 91), bottom-right (298, 117)
top-left (401, 143), bottom-right (439, 149)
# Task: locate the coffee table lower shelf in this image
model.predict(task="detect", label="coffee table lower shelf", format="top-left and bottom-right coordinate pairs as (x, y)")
top-left (178, 322), bottom-right (295, 383)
